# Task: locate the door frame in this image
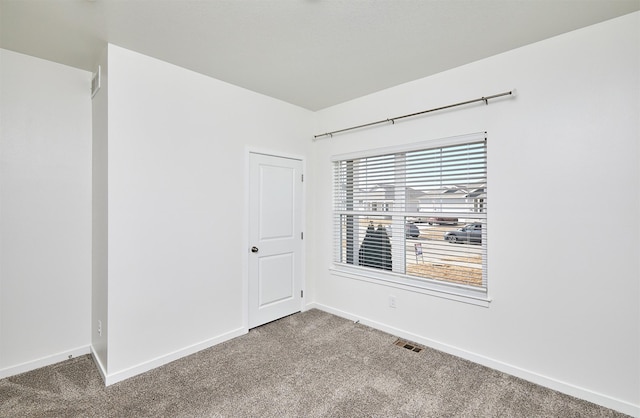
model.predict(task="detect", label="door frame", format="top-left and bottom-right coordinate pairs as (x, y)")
top-left (243, 147), bottom-right (306, 331)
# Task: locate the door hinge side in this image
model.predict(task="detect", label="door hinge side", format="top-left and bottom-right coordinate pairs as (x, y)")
top-left (301, 290), bottom-right (304, 298)
top-left (301, 232), bottom-right (304, 240)
top-left (301, 174), bottom-right (304, 182)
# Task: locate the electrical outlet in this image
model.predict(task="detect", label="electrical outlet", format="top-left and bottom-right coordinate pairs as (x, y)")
top-left (389, 295), bottom-right (397, 308)
top-left (97, 320), bottom-right (102, 337)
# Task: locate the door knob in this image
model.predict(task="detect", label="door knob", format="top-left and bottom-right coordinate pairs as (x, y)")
top-left (251, 246), bottom-right (259, 253)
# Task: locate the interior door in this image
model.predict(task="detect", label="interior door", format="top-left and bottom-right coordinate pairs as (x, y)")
top-left (248, 153), bottom-right (303, 328)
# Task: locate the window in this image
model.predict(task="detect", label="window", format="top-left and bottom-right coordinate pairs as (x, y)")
top-left (332, 132), bottom-right (488, 301)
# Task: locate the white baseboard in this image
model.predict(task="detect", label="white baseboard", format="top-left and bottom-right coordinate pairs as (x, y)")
top-left (97, 327), bottom-right (247, 386)
top-left (90, 345), bottom-right (108, 383)
top-left (0, 345), bottom-right (91, 380)
top-left (308, 302), bottom-right (639, 418)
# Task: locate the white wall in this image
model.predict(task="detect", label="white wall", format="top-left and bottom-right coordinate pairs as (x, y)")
top-left (310, 12), bottom-right (639, 416)
top-left (91, 47), bottom-right (109, 375)
top-left (102, 44), bottom-right (313, 382)
top-left (0, 49), bottom-right (92, 376)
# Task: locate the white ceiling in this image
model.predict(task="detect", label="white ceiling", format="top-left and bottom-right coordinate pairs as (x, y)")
top-left (1, 0), bottom-right (638, 110)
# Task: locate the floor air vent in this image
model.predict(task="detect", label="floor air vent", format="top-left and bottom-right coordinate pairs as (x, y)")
top-left (394, 338), bottom-right (423, 353)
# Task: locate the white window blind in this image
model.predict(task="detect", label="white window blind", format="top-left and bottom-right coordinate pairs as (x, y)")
top-left (333, 133), bottom-right (488, 297)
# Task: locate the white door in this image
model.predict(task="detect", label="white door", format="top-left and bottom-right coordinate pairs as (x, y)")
top-left (248, 153), bottom-right (303, 328)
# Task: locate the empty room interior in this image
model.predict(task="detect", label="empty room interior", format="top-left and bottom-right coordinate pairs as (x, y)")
top-left (1, 0), bottom-right (639, 416)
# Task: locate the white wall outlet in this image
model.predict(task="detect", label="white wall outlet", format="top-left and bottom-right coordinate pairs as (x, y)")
top-left (389, 295), bottom-right (397, 308)
top-left (97, 320), bottom-right (102, 336)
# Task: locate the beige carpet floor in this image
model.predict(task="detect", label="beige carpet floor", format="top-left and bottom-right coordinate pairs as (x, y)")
top-left (0, 309), bottom-right (629, 417)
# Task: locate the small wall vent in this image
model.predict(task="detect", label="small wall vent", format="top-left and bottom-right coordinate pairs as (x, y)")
top-left (91, 65), bottom-right (101, 98)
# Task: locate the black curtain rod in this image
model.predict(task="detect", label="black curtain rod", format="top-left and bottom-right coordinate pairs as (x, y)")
top-left (313, 90), bottom-right (514, 140)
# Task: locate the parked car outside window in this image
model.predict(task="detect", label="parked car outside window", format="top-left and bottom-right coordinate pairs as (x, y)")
top-left (426, 217), bottom-right (458, 225)
top-left (444, 223), bottom-right (482, 244)
top-left (405, 222), bottom-right (420, 238)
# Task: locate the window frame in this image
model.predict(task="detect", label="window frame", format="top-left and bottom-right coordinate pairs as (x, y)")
top-left (331, 132), bottom-right (490, 306)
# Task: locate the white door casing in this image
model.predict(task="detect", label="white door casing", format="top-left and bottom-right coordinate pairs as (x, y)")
top-left (248, 153), bottom-right (303, 328)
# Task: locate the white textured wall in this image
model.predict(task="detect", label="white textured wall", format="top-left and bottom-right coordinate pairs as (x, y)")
top-left (91, 47), bottom-right (109, 375)
top-left (104, 44), bottom-right (313, 381)
top-left (0, 49), bottom-right (92, 375)
top-left (310, 13), bottom-right (639, 415)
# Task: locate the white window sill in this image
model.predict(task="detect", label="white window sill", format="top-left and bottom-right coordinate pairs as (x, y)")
top-left (329, 265), bottom-right (491, 307)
